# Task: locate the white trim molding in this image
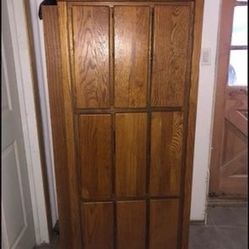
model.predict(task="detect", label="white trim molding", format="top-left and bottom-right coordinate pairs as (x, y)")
top-left (28, 0), bottom-right (59, 227)
top-left (5, 0), bottom-right (49, 244)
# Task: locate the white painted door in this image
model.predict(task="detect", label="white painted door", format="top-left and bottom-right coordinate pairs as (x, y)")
top-left (1, 0), bottom-right (36, 248)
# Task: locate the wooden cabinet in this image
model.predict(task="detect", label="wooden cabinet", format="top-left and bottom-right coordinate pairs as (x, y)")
top-left (42, 1), bottom-right (204, 249)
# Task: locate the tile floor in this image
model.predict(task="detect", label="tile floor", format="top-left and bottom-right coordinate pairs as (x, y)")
top-left (36, 206), bottom-right (248, 249)
top-left (189, 206), bottom-right (248, 249)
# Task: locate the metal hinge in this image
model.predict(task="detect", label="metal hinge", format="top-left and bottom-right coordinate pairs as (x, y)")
top-left (38, 0), bottom-right (57, 20)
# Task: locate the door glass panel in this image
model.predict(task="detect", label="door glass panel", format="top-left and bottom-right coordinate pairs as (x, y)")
top-left (228, 49), bottom-right (248, 86)
top-left (231, 6), bottom-right (248, 46)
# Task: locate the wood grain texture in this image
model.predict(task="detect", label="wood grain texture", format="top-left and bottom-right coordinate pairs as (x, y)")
top-left (58, 2), bottom-right (82, 248)
top-left (151, 5), bottom-right (191, 107)
top-left (72, 6), bottom-right (110, 108)
top-left (150, 112), bottom-right (183, 196)
top-left (181, 1), bottom-right (203, 249)
top-left (78, 115), bottom-right (112, 199)
top-left (43, 6), bottom-right (71, 247)
top-left (43, 2), bottom-right (204, 249)
top-left (150, 199), bottom-right (179, 249)
top-left (116, 113), bottom-right (147, 197)
top-left (117, 201), bottom-right (146, 249)
top-left (82, 202), bottom-right (114, 249)
top-left (114, 6), bottom-right (149, 107)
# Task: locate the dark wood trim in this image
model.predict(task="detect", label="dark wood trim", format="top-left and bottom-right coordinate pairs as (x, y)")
top-left (67, 1), bottom-right (193, 6)
top-left (75, 107), bottom-right (183, 114)
top-left (110, 7), bottom-right (114, 106)
top-left (177, 2), bottom-right (195, 249)
top-left (59, 0), bottom-right (193, 2)
top-left (81, 196), bottom-right (180, 202)
top-left (181, 0), bottom-right (204, 248)
top-left (24, 1), bottom-right (53, 240)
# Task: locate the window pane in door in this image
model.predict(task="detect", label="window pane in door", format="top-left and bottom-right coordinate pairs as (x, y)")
top-left (228, 50), bottom-right (248, 86)
top-left (231, 6), bottom-right (248, 46)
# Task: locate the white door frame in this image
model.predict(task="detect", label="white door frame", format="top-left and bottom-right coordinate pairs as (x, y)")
top-left (4, 0), bottom-right (50, 244)
top-left (28, 0), bottom-right (59, 228)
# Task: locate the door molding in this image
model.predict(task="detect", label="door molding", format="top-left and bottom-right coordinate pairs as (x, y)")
top-left (4, 0), bottom-right (49, 244)
top-left (28, 0), bottom-right (59, 228)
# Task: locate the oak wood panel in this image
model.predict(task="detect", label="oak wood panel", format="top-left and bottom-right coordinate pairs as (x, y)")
top-left (116, 113), bottom-right (147, 197)
top-left (151, 5), bottom-right (191, 107)
top-left (117, 201), bottom-right (146, 249)
top-left (150, 112), bottom-right (183, 196)
top-left (59, 2), bottom-right (84, 248)
top-left (181, 1), bottom-right (203, 249)
top-left (78, 115), bottom-right (112, 199)
top-left (82, 202), bottom-right (114, 249)
top-left (114, 6), bottom-right (149, 107)
top-left (43, 6), bottom-right (72, 248)
top-left (72, 6), bottom-right (110, 108)
top-left (150, 199), bottom-right (179, 249)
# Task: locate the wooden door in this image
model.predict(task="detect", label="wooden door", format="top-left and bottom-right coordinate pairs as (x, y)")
top-left (42, 1), bottom-right (204, 249)
top-left (2, 0), bottom-right (36, 247)
top-left (210, 0), bottom-right (248, 198)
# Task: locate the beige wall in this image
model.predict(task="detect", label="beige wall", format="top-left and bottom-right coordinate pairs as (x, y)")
top-left (191, 0), bottom-right (221, 221)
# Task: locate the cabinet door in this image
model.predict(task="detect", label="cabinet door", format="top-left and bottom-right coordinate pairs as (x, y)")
top-left (43, 2), bottom-right (202, 249)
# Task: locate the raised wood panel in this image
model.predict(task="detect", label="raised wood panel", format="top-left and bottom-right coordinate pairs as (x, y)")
top-left (114, 6), bottom-right (149, 107)
top-left (150, 199), bottom-right (179, 249)
top-left (117, 201), bottom-right (146, 249)
top-left (78, 114), bottom-right (112, 199)
top-left (116, 113), bottom-right (147, 197)
top-left (151, 5), bottom-right (191, 107)
top-left (72, 6), bottom-right (110, 108)
top-left (150, 112), bottom-right (183, 196)
top-left (82, 202), bottom-right (114, 249)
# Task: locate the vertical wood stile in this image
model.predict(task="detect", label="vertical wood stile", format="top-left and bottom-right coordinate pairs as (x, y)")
top-left (42, 6), bottom-right (71, 248)
top-left (146, 6), bottom-right (154, 249)
top-left (181, 0), bottom-right (204, 249)
top-left (58, 2), bottom-right (82, 248)
top-left (177, 2), bottom-right (195, 249)
top-left (110, 7), bottom-right (117, 249)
